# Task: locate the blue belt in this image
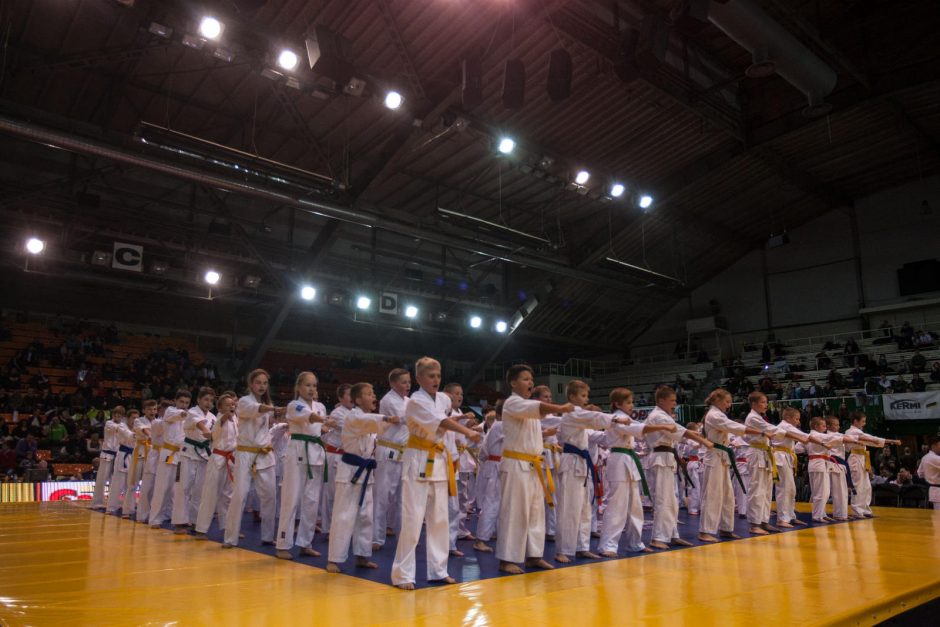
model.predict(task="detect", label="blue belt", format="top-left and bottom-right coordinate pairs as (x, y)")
top-left (118, 445), bottom-right (134, 470)
top-left (831, 455), bottom-right (856, 494)
top-left (562, 443), bottom-right (603, 502)
top-left (341, 453), bottom-right (377, 507)
top-left (102, 449), bottom-right (117, 457)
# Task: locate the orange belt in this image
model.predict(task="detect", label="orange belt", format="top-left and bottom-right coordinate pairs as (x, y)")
top-left (213, 448), bottom-right (236, 481)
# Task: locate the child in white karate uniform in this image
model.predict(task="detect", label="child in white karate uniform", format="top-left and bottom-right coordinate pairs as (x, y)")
top-left (194, 392), bottom-right (238, 538)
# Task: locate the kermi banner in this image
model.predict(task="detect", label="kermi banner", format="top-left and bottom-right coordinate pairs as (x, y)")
top-left (883, 392), bottom-right (940, 420)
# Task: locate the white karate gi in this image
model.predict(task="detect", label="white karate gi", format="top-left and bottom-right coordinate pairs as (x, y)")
top-left (683, 439), bottom-right (705, 515)
top-left (319, 404), bottom-right (348, 535)
top-left (475, 420), bottom-right (504, 542)
top-left (771, 421), bottom-right (804, 524)
top-left (194, 413), bottom-right (237, 534)
top-left (644, 407), bottom-right (687, 544)
top-left (496, 393), bottom-right (549, 564)
top-left (542, 414), bottom-right (562, 536)
top-left (744, 410), bottom-right (781, 526)
top-left (328, 407), bottom-right (382, 564)
top-left (732, 437), bottom-right (750, 517)
top-left (807, 432), bottom-right (844, 520)
top-left (599, 410), bottom-right (648, 554)
top-left (276, 398), bottom-right (327, 551)
top-left (826, 433), bottom-right (851, 519)
top-left (372, 390), bottom-right (408, 547)
top-left (916, 451), bottom-right (940, 507)
top-left (91, 418), bottom-right (120, 508)
top-left (845, 426), bottom-right (885, 516)
top-left (122, 415), bottom-right (151, 517)
top-left (136, 416), bottom-right (164, 522)
top-left (106, 422), bottom-right (135, 513)
top-left (148, 407), bottom-right (186, 526)
top-left (699, 407), bottom-right (748, 535)
top-left (172, 406), bottom-right (214, 526)
top-left (224, 396), bottom-right (277, 545)
top-left (391, 389), bottom-right (453, 585)
top-left (555, 408), bottom-right (614, 556)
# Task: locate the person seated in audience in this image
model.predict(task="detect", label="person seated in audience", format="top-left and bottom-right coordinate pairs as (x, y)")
top-left (911, 373), bottom-right (927, 392)
top-left (878, 354), bottom-right (889, 373)
top-left (896, 358), bottom-right (910, 375)
top-left (910, 350), bottom-right (926, 373)
top-left (843, 338), bottom-right (859, 366)
top-left (930, 362), bottom-right (940, 383)
top-left (816, 351), bottom-right (832, 370)
top-left (0, 439), bottom-right (17, 476)
top-left (891, 376), bottom-right (908, 393)
top-left (892, 468), bottom-right (913, 487)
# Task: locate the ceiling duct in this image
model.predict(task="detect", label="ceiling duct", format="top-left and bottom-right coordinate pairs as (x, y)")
top-left (707, 0), bottom-right (837, 117)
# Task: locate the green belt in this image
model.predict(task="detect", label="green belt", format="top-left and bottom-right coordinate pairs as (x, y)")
top-left (291, 433), bottom-right (326, 481)
top-left (184, 437), bottom-right (211, 460)
top-left (610, 447), bottom-right (650, 497)
top-left (714, 444), bottom-right (747, 494)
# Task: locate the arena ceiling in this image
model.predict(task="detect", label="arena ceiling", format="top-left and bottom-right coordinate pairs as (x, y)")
top-left (0, 0), bottom-right (938, 359)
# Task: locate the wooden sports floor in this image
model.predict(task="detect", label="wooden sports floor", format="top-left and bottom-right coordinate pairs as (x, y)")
top-left (0, 502), bottom-right (937, 626)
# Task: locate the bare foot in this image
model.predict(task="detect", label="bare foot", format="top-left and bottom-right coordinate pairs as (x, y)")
top-left (473, 540), bottom-right (493, 553)
top-left (749, 526), bottom-right (768, 535)
top-left (499, 561), bottom-right (524, 574)
top-left (719, 531), bottom-right (741, 539)
top-left (576, 551), bottom-right (601, 559)
top-left (525, 558), bottom-right (554, 570)
top-left (698, 533), bottom-right (719, 543)
top-left (649, 541), bottom-right (669, 550)
top-left (555, 554), bottom-right (571, 563)
top-left (776, 522), bottom-right (794, 529)
top-left (600, 551), bottom-right (618, 558)
top-left (670, 538), bottom-right (693, 547)
top-left (275, 550), bottom-right (293, 560)
top-left (300, 547), bottom-right (320, 557)
top-left (638, 547), bottom-right (654, 553)
top-left (449, 549), bottom-right (464, 557)
top-left (326, 562), bottom-right (342, 573)
top-left (355, 557), bottom-right (378, 569)
top-left (395, 583), bottom-right (415, 590)
top-left (430, 576), bottom-right (457, 584)
top-left (792, 519), bottom-right (808, 526)
top-left (386, 527), bottom-right (396, 537)
top-left (372, 543), bottom-right (382, 552)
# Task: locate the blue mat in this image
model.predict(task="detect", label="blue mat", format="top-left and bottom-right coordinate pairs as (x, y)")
top-left (102, 504), bottom-right (864, 589)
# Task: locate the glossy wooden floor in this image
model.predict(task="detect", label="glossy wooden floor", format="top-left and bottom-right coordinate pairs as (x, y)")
top-left (0, 503), bottom-right (938, 626)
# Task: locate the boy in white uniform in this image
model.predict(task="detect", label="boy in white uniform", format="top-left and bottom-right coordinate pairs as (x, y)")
top-left (123, 400), bottom-right (155, 519)
top-left (194, 392), bottom-right (237, 538)
top-left (472, 404), bottom-right (503, 553)
top-left (916, 437), bottom-right (940, 510)
top-left (845, 412), bottom-right (900, 518)
top-left (276, 372), bottom-right (330, 560)
top-left (106, 407), bottom-right (134, 514)
top-left (373, 368), bottom-right (411, 551)
top-left (223, 370), bottom-right (283, 548)
top-left (599, 387), bottom-right (676, 556)
top-left (682, 423), bottom-right (705, 516)
top-left (391, 359), bottom-right (482, 589)
top-left (136, 400), bottom-right (169, 523)
top-left (772, 407), bottom-right (828, 527)
top-left (496, 364), bottom-right (574, 575)
top-left (327, 383), bottom-right (397, 574)
top-left (149, 391), bottom-right (190, 528)
top-left (532, 386), bottom-right (561, 541)
top-left (173, 387), bottom-right (215, 533)
top-left (443, 383), bottom-right (478, 556)
top-left (320, 384), bottom-right (351, 537)
top-left (732, 434), bottom-right (750, 518)
top-left (806, 417), bottom-right (860, 522)
top-left (555, 380), bottom-right (637, 563)
top-left (645, 385), bottom-right (713, 550)
top-left (91, 408), bottom-right (121, 510)
top-left (744, 392), bottom-right (791, 535)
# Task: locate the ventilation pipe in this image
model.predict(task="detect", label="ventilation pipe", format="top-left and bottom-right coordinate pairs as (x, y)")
top-left (708, 0), bottom-right (837, 117)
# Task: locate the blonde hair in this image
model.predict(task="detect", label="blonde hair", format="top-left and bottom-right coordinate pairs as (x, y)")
top-left (748, 391), bottom-right (766, 406)
top-left (704, 388), bottom-right (731, 407)
top-left (654, 385), bottom-right (676, 402)
top-left (415, 356), bottom-right (441, 377)
top-left (565, 379), bottom-right (590, 399)
top-left (247, 368), bottom-right (272, 405)
top-left (782, 407), bottom-right (801, 420)
top-left (810, 416), bottom-right (826, 429)
top-left (609, 388), bottom-right (633, 407)
top-left (294, 371), bottom-right (317, 399)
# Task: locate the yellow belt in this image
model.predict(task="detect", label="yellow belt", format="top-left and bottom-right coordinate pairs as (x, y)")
top-left (129, 441), bottom-right (150, 479)
top-left (749, 442), bottom-right (779, 482)
top-left (502, 449), bottom-right (556, 507)
top-left (163, 442), bottom-right (181, 464)
top-left (850, 448), bottom-right (872, 472)
top-left (236, 445), bottom-right (273, 476)
top-left (772, 446), bottom-right (798, 474)
top-left (407, 435), bottom-right (456, 497)
top-left (376, 439), bottom-right (406, 453)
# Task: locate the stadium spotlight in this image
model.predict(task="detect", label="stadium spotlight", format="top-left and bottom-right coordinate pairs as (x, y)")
top-left (204, 270), bottom-right (221, 285)
top-left (495, 320), bottom-right (508, 333)
top-left (384, 91), bottom-right (403, 110)
top-left (301, 285), bottom-right (316, 301)
top-left (638, 194), bottom-right (654, 209)
top-left (610, 183), bottom-right (625, 198)
top-left (277, 49), bottom-right (299, 71)
top-left (356, 295), bottom-right (371, 310)
top-left (404, 305), bottom-right (418, 319)
top-left (199, 16), bottom-right (223, 40)
top-left (574, 170), bottom-right (590, 185)
top-left (497, 137), bottom-right (515, 155)
top-left (25, 237), bottom-right (45, 254)
top-left (470, 315), bottom-right (483, 329)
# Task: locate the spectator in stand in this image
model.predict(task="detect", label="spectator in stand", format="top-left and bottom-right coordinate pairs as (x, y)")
top-left (899, 446), bottom-right (917, 472)
top-left (878, 354), bottom-right (889, 373)
top-left (816, 351), bottom-right (832, 370)
top-left (0, 439), bottom-right (17, 476)
top-left (893, 468), bottom-right (913, 487)
top-left (911, 350), bottom-right (926, 374)
top-left (827, 368), bottom-right (846, 390)
top-left (877, 374), bottom-right (891, 391)
top-left (897, 357), bottom-right (911, 375)
top-left (931, 362), bottom-right (940, 383)
top-left (850, 367), bottom-right (865, 388)
top-left (18, 450), bottom-right (40, 477)
top-left (911, 373), bottom-right (927, 392)
top-left (15, 433), bottom-right (37, 462)
top-left (47, 416), bottom-right (67, 448)
top-left (891, 376), bottom-right (909, 393)
top-left (843, 338), bottom-right (859, 367)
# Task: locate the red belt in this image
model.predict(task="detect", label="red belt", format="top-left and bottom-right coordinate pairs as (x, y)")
top-left (325, 444), bottom-right (345, 455)
top-left (809, 455), bottom-right (832, 461)
top-left (736, 457), bottom-right (747, 463)
top-left (488, 455), bottom-right (502, 462)
top-left (212, 448), bottom-right (235, 481)
top-left (687, 456), bottom-right (700, 462)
